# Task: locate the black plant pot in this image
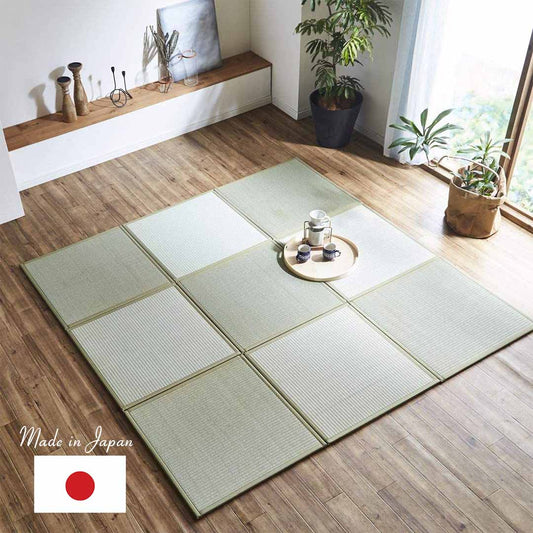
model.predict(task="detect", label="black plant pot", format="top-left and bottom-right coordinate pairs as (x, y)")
top-left (309, 89), bottom-right (363, 148)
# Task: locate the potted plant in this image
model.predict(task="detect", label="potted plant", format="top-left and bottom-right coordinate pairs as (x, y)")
top-left (296, 0), bottom-right (392, 148)
top-left (150, 25), bottom-right (180, 93)
top-left (388, 109), bottom-right (511, 238)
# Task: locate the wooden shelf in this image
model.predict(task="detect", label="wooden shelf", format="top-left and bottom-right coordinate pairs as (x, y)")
top-left (4, 52), bottom-right (271, 152)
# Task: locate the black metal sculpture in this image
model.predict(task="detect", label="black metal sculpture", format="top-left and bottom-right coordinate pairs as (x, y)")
top-left (109, 67), bottom-right (133, 108)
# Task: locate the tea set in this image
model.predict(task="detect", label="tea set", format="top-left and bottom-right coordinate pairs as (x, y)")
top-left (282, 208), bottom-right (358, 282)
top-left (297, 209), bottom-right (341, 263)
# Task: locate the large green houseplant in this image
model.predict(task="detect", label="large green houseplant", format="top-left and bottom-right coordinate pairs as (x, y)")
top-left (296, 0), bottom-right (392, 148)
top-left (388, 109), bottom-right (511, 238)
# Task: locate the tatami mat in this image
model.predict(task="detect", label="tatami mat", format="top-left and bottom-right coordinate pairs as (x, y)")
top-left (126, 192), bottom-right (266, 279)
top-left (71, 287), bottom-right (237, 408)
top-left (328, 206), bottom-right (434, 298)
top-left (248, 306), bottom-right (437, 442)
top-left (23, 228), bottom-right (169, 326)
top-left (353, 259), bottom-right (533, 379)
top-left (127, 357), bottom-right (322, 516)
top-left (217, 159), bottom-right (359, 238)
top-left (23, 159), bottom-right (533, 518)
top-left (180, 242), bottom-right (343, 349)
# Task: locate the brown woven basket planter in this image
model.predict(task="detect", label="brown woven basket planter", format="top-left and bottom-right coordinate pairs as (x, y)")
top-left (445, 167), bottom-right (506, 239)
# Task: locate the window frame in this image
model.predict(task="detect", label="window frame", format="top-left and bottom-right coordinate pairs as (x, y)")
top-left (500, 29), bottom-right (533, 218)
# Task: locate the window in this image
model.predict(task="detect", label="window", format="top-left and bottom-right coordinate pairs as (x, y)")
top-left (430, 2), bottom-right (533, 217)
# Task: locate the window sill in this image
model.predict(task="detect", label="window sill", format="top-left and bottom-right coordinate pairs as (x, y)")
top-left (422, 163), bottom-right (533, 234)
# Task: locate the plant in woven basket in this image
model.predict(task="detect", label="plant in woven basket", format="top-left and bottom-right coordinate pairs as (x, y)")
top-left (296, 0), bottom-right (393, 109)
top-left (388, 109), bottom-right (511, 198)
top-left (389, 109), bottom-right (512, 238)
top-left (150, 25), bottom-right (180, 88)
top-left (454, 132), bottom-right (511, 196)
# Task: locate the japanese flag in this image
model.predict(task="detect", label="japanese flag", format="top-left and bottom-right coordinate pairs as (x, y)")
top-left (34, 456), bottom-right (126, 513)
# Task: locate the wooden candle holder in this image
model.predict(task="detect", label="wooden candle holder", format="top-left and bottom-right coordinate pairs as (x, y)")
top-left (68, 62), bottom-right (89, 116)
top-left (57, 76), bottom-right (77, 123)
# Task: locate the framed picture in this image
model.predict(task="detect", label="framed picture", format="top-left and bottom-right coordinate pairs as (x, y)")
top-left (157, 0), bottom-right (223, 82)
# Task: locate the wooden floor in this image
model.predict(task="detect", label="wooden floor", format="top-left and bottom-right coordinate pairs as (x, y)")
top-left (1, 105), bottom-right (533, 533)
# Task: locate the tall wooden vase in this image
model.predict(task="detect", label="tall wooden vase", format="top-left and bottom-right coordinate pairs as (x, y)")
top-left (67, 62), bottom-right (89, 116)
top-left (57, 76), bottom-right (77, 123)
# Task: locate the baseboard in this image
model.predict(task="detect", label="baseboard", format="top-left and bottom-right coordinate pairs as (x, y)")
top-left (297, 106), bottom-right (311, 120)
top-left (354, 123), bottom-right (384, 147)
top-left (271, 97), bottom-right (299, 120)
top-left (17, 95), bottom-right (272, 191)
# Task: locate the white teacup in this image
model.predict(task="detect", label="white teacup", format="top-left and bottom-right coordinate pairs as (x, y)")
top-left (309, 209), bottom-right (329, 226)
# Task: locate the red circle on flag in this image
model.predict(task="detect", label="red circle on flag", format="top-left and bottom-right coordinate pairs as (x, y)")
top-left (65, 471), bottom-right (95, 501)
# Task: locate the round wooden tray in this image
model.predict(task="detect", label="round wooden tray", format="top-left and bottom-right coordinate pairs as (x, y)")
top-left (283, 234), bottom-right (359, 281)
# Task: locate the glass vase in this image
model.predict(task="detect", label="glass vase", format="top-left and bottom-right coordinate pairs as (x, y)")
top-left (182, 50), bottom-right (198, 87)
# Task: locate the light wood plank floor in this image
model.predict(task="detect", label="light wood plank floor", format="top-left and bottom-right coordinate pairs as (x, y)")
top-left (1, 105), bottom-right (532, 533)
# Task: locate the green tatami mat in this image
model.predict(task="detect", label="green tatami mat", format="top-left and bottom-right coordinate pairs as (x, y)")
top-left (328, 205), bottom-right (434, 298)
top-left (71, 287), bottom-right (237, 408)
top-left (23, 228), bottom-right (169, 326)
top-left (248, 306), bottom-right (437, 442)
top-left (180, 241), bottom-right (343, 350)
top-left (217, 159), bottom-right (359, 238)
top-left (127, 357), bottom-right (322, 517)
top-left (126, 192), bottom-right (267, 279)
top-left (353, 259), bottom-right (533, 380)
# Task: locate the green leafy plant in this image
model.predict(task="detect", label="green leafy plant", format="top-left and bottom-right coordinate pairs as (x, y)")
top-left (388, 110), bottom-right (511, 197)
top-left (449, 92), bottom-right (531, 211)
top-left (296, 0), bottom-right (392, 108)
top-left (388, 108), bottom-right (461, 165)
top-left (454, 132), bottom-right (511, 196)
top-left (150, 26), bottom-right (179, 79)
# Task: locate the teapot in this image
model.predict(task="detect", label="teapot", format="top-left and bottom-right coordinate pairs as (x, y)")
top-left (304, 209), bottom-right (332, 247)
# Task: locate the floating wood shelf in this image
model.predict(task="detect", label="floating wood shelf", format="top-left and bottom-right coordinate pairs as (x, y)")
top-left (4, 52), bottom-right (271, 152)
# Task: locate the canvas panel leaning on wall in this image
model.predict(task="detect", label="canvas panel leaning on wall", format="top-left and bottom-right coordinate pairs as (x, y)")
top-left (158, 0), bottom-right (223, 82)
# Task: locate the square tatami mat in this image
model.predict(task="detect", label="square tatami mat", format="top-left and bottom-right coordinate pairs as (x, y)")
top-left (71, 287), bottom-right (237, 408)
top-left (217, 159), bottom-right (359, 238)
top-left (180, 241), bottom-right (343, 350)
top-left (23, 227), bottom-right (169, 326)
top-left (353, 259), bottom-right (533, 379)
top-left (126, 192), bottom-right (267, 280)
top-left (248, 306), bottom-right (437, 442)
top-left (127, 357), bottom-right (322, 517)
top-left (328, 205), bottom-right (434, 299)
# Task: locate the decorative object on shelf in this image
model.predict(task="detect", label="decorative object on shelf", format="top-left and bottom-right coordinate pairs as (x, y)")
top-left (56, 76), bottom-right (77, 123)
top-left (121, 71), bottom-right (133, 99)
top-left (157, 0), bottom-right (222, 83)
top-left (182, 49), bottom-right (199, 86)
top-left (109, 67), bottom-right (132, 108)
top-left (388, 109), bottom-right (511, 238)
top-left (296, 0), bottom-right (393, 148)
top-left (149, 25), bottom-right (180, 93)
top-left (303, 209), bottom-right (332, 247)
top-left (283, 235), bottom-right (358, 282)
top-left (67, 62), bottom-right (89, 116)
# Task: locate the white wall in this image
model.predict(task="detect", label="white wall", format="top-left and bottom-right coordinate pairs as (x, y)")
top-left (0, 124), bottom-right (24, 224)
top-left (0, 0), bottom-right (250, 128)
top-left (347, 0), bottom-right (404, 144)
top-left (250, 0), bottom-right (303, 119)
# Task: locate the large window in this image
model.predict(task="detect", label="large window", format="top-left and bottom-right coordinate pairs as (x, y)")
top-left (431, 2), bottom-right (533, 217)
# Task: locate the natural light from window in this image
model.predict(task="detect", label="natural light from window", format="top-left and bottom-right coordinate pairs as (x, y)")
top-left (432, 1), bottom-right (532, 213)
